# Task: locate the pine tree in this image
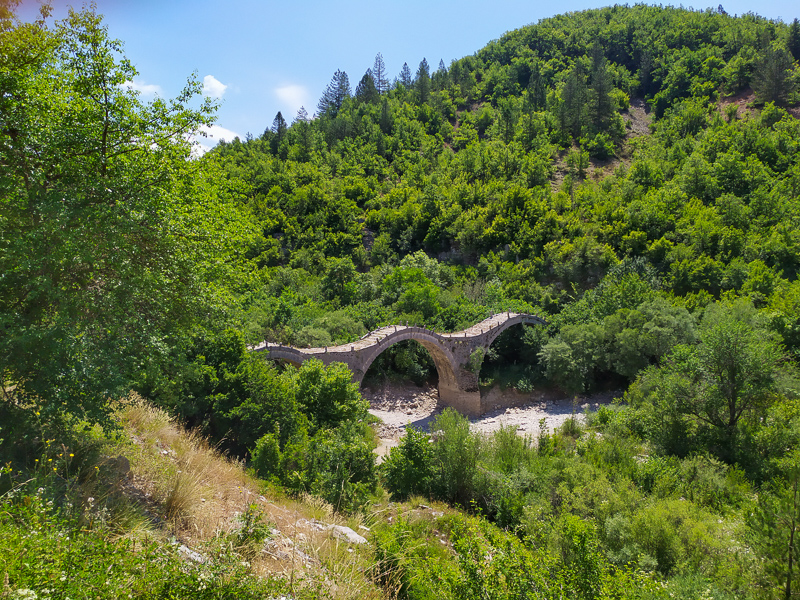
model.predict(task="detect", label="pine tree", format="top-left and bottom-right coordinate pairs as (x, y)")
top-left (788, 18), bottom-right (800, 61)
top-left (748, 451), bottom-right (800, 600)
top-left (399, 62), bottom-right (413, 87)
top-left (520, 89), bottom-right (541, 148)
top-left (497, 96), bottom-right (517, 143)
top-left (294, 106), bottom-right (309, 123)
top-left (379, 97), bottom-right (392, 134)
top-left (415, 58), bottom-right (431, 104)
top-left (272, 111), bottom-right (287, 140)
top-left (317, 69), bottom-right (351, 117)
top-left (638, 49), bottom-right (653, 96)
top-left (432, 58), bottom-right (450, 91)
top-left (560, 63), bottom-right (587, 140)
top-left (528, 61), bottom-right (546, 110)
top-left (753, 44), bottom-right (795, 106)
top-left (292, 107), bottom-right (312, 161)
top-left (372, 52), bottom-right (389, 94)
top-left (270, 111), bottom-right (287, 153)
top-left (355, 69), bottom-right (378, 103)
top-left (588, 42), bottom-right (614, 134)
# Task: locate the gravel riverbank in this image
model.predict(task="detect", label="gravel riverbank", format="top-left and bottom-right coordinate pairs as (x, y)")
top-left (364, 384), bottom-right (619, 460)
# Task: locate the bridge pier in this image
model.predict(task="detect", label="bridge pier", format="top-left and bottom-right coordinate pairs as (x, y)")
top-left (438, 383), bottom-right (481, 416)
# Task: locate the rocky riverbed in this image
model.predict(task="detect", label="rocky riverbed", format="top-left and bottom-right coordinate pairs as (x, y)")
top-left (363, 383), bottom-right (619, 460)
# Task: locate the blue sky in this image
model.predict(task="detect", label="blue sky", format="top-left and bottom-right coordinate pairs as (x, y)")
top-left (17, 0), bottom-right (800, 152)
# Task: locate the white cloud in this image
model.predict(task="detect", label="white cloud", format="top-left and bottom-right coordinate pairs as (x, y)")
top-left (275, 84), bottom-right (310, 118)
top-left (191, 123), bottom-right (243, 156)
top-left (121, 80), bottom-right (162, 98)
top-left (202, 75), bottom-right (228, 99)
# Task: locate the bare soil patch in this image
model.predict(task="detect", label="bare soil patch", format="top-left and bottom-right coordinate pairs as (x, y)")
top-left (717, 87), bottom-right (756, 119)
top-left (623, 97), bottom-right (652, 137)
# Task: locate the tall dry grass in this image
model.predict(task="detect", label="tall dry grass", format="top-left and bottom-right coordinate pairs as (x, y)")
top-left (112, 394), bottom-right (388, 600)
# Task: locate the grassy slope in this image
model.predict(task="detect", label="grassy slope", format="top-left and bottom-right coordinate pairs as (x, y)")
top-left (1, 396), bottom-right (397, 599)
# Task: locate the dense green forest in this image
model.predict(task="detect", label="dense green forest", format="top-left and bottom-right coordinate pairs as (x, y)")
top-left (3, 2), bottom-right (800, 599)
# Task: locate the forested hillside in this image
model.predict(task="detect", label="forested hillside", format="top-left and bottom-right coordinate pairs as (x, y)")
top-left (208, 4), bottom-right (800, 393)
top-left (3, 3), bottom-right (800, 599)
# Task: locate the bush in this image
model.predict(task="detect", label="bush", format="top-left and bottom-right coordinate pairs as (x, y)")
top-left (251, 432), bottom-right (281, 479)
top-left (382, 427), bottom-right (434, 501)
top-left (293, 359), bottom-right (368, 431)
top-left (307, 420), bottom-right (378, 513)
top-left (586, 132), bottom-right (616, 159)
top-left (431, 409), bottom-right (481, 507)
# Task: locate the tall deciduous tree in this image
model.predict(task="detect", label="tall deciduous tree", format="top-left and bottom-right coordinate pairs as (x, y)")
top-left (660, 302), bottom-right (786, 461)
top-left (0, 7), bottom-right (255, 426)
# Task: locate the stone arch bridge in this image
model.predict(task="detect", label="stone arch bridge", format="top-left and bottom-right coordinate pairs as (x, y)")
top-left (252, 312), bottom-right (547, 416)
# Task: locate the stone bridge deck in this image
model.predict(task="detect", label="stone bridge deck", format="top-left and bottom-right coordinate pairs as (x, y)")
top-left (252, 312), bottom-right (547, 416)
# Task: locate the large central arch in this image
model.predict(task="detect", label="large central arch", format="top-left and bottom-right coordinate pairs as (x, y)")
top-left (253, 312), bottom-right (547, 416)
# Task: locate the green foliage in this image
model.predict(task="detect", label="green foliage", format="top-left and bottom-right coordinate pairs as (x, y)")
top-left (748, 449), bottom-right (800, 598)
top-left (431, 409), bottom-right (481, 506)
top-left (306, 420), bottom-right (378, 512)
top-left (624, 299), bottom-right (796, 471)
top-left (292, 359), bottom-right (368, 431)
top-left (251, 432), bottom-right (282, 479)
top-left (0, 8), bottom-right (255, 428)
top-left (752, 45), bottom-right (797, 106)
top-left (371, 510), bottom-right (661, 600)
top-left (0, 489), bottom-right (291, 599)
top-left (382, 427), bottom-right (434, 501)
top-left (231, 503), bottom-right (275, 558)
top-left (364, 339), bottom-right (436, 386)
top-left (6, 4), bottom-right (800, 595)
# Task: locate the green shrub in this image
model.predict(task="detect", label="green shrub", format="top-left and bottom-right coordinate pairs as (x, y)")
top-left (551, 514), bottom-right (604, 600)
top-left (431, 409), bottom-right (481, 506)
top-left (307, 420), bottom-right (378, 513)
top-left (382, 427), bottom-right (434, 501)
top-left (251, 432), bottom-right (281, 479)
top-left (586, 132), bottom-right (616, 159)
top-left (231, 503), bottom-right (275, 559)
top-left (371, 515), bottom-right (458, 599)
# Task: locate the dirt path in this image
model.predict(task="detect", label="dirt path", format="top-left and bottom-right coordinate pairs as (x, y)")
top-left (364, 383), bottom-right (618, 460)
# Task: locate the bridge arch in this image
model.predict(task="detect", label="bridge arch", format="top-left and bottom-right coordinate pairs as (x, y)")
top-left (354, 330), bottom-right (459, 392)
top-left (483, 317), bottom-right (535, 347)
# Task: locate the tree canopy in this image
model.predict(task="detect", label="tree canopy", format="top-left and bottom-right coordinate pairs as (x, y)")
top-left (0, 6), bottom-right (255, 426)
